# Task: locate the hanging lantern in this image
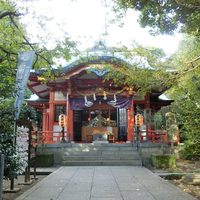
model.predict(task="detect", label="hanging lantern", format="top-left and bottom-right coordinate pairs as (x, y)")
top-left (135, 113), bottom-right (143, 127)
top-left (59, 114), bottom-right (67, 127)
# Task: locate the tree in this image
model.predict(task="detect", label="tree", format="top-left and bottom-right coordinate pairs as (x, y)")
top-left (104, 44), bottom-right (174, 97)
top-left (111, 1), bottom-right (200, 158)
top-left (0, 0), bottom-right (77, 98)
top-left (165, 35), bottom-right (200, 158)
top-left (112, 0), bottom-right (200, 36)
top-left (0, 0), bottom-right (77, 180)
top-left (0, 98), bottom-right (23, 180)
top-left (19, 88), bottom-right (43, 129)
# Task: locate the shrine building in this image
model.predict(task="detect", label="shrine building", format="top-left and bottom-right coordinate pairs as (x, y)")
top-left (26, 41), bottom-right (173, 144)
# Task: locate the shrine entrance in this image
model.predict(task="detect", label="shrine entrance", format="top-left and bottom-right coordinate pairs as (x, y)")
top-left (73, 102), bottom-right (127, 142)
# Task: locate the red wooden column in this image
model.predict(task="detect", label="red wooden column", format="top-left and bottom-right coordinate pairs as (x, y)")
top-left (145, 93), bottom-right (151, 141)
top-left (67, 94), bottom-right (74, 141)
top-left (145, 93), bottom-right (150, 109)
top-left (127, 97), bottom-right (134, 141)
top-left (49, 87), bottom-right (54, 132)
top-left (42, 105), bottom-right (47, 132)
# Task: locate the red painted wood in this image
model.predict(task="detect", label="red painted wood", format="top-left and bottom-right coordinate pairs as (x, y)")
top-left (42, 107), bottom-right (47, 132)
top-left (49, 89), bottom-right (54, 132)
top-left (127, 97), bottom-right (134, 141)
top-left (67, 95), bottom-right (74, 141)
top-left (145, 93), bottom-right (150, 109)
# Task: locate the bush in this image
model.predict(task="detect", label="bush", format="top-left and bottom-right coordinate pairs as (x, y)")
top-left (164, 174), bottom-right (184, 180)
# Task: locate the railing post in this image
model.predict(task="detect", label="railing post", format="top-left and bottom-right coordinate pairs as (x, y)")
top-left (0, 155), bottom-right (4, 200)
top-left (68, 133), bottom-right (71, 142)
top-left (152, 131), bottom-right (155, 142)
top-left (136, 126), bottom-right (140, 151)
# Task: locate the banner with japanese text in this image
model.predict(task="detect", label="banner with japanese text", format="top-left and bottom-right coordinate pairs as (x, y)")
top-left (14, 51), bottom-right (35, 119)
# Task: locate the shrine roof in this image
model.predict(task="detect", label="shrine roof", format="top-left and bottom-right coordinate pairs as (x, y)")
top-left (30, 41), bottom-right (154, 77)
top-left (89, 39), bottom-right (111, 52)
top-left (27, 41), bottom-right (165, 99)
top-left (25, 97), bottom-right (48, 103)
top-left (59, 53), bottom-right (153, 75)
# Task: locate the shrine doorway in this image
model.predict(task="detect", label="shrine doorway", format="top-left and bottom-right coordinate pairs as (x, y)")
top-left (73, 102), bottom-right (125, 142)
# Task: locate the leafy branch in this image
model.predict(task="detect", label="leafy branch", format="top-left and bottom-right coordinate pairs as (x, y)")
top-left (178, 56), bottom-right (200, 77)
top-left (0, 10), bottom-right (27, 19)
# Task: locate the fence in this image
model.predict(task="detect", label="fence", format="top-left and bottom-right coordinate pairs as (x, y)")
top-left (135, 130), bottom-right (168, 143)
top-left (33, 130), bottom-right (168, 144)
top-left (31, 131), bottom-right (70, 144)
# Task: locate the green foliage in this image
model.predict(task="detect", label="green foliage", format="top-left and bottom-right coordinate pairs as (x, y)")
top-left (151, 154), bottom-right (176, 169)
top-left (154, 111), bottom-right (165, 130)
top-left (164, 174), bottom-right (184, 180)
top-left (19, 88), bottom-right (43, 129)
top-left (112, 1), bottom-right (200, 157)
top-left (113, 0), bottom-right (200, 36)
top-left (103, 34), bottom-right (199, 156)
top-left (132, 46), bottom-right (167, 69)
top-left (0, 0), bottom-right (77, 97)
top-left (166, 35), bottom-right (200, 157)
top-left (0, 98), bottom-right (24, 180)
top-left (0, 0), bottom-right (76, 180)
top-left (104, 43), bottom-right (173, 96)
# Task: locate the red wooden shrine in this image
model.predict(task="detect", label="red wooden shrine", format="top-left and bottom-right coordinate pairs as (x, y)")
top-left (26, 42), bottom-right (178, 144)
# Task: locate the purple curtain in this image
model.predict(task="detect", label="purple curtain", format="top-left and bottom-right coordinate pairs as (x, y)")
top-left (69, 97), bottom-right (132, 110)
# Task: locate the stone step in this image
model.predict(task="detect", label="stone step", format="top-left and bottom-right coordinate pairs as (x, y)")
top-left (62, 160), bottom-right (142, 166)
top-left (101, 151), bottom-right (139, 155)
top-left (61, 147), bottom-right (137, 152)
top-left (63, 155), bottom-right (141, 161)
top-left (63, 151), bottom-right (139, 156)
top-left (60, 143), bottom-right (141, 166)
top-left (70, 143), bottom-right (137, 147)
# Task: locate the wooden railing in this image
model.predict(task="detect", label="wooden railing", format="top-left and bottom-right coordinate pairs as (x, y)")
top-left (139, 130), bottom-right (168, 143)
top-left (31, 131), bottom-right (69, 144)
top-left (32, 130), bottom-right (168, 144)
top-left (149, 130), bottom-right (168, 143)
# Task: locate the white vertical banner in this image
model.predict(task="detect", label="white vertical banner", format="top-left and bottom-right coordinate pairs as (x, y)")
top-left (14, 51), bottom-right (35, 120)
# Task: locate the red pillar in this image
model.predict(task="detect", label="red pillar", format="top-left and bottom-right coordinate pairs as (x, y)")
top-left (145, 93), bottom-right (150, 109)
top-left (67, 94), bottom-right (74, 141)
top-left (42, 106), bottom-right (47, 131)
top-left (145, 93), bottom-right (151, 141)
top-left (49, 88), bottom-right (54, 132)
top-left (127, 97), bottom-right (134, 141)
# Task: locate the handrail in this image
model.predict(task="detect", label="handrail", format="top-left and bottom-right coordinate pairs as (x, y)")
top-left (31, 130), bottom-right (68, 144)
top-left (31, 130), bottom-right (168, 144)
top-left (135, 130), bottom-right (168, 143)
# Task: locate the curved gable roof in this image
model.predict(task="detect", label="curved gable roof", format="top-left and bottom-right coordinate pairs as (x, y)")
top-left (30, 40), bottom-right (153, 77)
top-left (59, 52), bottom-right (153, 75)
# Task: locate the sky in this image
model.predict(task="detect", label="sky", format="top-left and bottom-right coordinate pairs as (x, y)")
top-left (25, 0), bottom-right (182, 55)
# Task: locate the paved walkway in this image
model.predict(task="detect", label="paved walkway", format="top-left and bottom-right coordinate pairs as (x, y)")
top-left (16, 166), bottom-right (197, 200)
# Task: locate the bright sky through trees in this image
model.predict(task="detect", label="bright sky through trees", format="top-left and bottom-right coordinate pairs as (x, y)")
top-left (24, 0), bottom-right (182, 54)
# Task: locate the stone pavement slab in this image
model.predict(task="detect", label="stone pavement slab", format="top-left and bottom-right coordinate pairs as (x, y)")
top-left (16, 166), bottom-right (197, 200)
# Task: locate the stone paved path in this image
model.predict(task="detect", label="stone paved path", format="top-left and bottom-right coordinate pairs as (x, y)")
top-left (16, 166), bottom-right (197, 200)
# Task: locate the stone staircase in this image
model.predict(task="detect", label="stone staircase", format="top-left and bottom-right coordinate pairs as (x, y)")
top-left (62, 143), bottom-right (142, 166)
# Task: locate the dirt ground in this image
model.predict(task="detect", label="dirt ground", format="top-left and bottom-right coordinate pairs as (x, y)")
top-left (168, 160), bottom-right (200, 200)
top-left (2, 175), bottom-right (47, 200)
top-left (2, 160), bottom-right (200, 200)
top-left (148, 159), bottom-right (200, 200)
